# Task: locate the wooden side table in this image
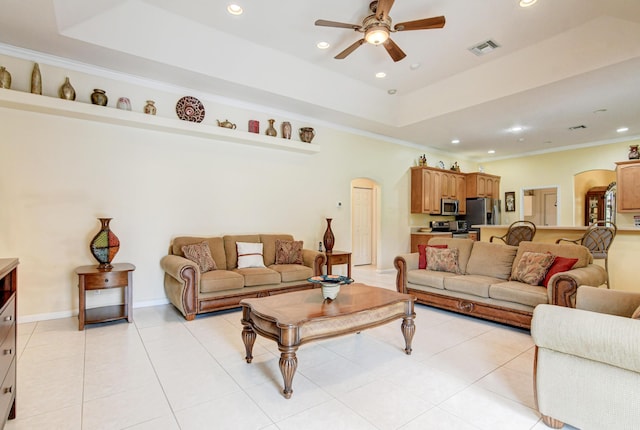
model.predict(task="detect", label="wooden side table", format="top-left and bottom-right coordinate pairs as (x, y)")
top-left (325, 251), bottom-right (352, 278)
top-left (75, 263), bottom-right (135, 330)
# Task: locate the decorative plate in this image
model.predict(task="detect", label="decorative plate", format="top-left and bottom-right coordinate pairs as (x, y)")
top-left (308, 275), bottom-right (354, 285)
top-left (176, 96), bottom-right (205, 123)
top-left (438, 160), bottom-right (445, 169)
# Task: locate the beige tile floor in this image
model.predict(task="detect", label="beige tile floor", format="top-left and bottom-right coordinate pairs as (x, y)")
top-left (5, 266), bottom-right (578, 430)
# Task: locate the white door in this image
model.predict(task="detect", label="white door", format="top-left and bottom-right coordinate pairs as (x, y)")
top-left (352, 187), bottom-right (373, 266)
top-left (543, 192), bottom-right (558, 226)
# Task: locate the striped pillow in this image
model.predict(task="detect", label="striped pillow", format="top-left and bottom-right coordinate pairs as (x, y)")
top-left (236, 242), bottom-right (266, 268)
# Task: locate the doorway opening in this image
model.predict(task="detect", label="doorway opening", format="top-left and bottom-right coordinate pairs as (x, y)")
top-left (521, 186), bottom-right (559, 226)
top-left (351, 178), bottom-right (380, 267)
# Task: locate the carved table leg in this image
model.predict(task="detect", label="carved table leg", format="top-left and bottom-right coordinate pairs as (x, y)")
top-left (278, 345), bottom-right (298, 399)
top-left (541, 415), bottom-right (564, 429)
top-left (401, 315), bottom-right (415, 355)
top-left (241, 325), bottom-right (256, 363)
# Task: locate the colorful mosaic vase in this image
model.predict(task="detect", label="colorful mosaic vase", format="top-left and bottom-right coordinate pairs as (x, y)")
top-left (89, 218), bottom-right (120, 269)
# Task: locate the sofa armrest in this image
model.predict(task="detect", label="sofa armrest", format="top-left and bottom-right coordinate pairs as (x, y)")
top-left (532, 304), bottom-right (640, 373)
top-left (547, 264), bottom-right (607, 308)
top-left (302, 249), bottom-right (326, 276)
top-left (577, 286), bottom-right (640, 317)
top-left (394, 253), bottom-right (419, 294)
top-left (160, 254), bottom-right (199, 320)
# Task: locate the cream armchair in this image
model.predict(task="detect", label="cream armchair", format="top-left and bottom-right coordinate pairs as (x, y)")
top-left (531, 286), bottom-right (640, 429)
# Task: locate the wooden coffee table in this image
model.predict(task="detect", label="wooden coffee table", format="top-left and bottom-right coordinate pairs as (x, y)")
top-left (240, 283), bottom-right (415, 399)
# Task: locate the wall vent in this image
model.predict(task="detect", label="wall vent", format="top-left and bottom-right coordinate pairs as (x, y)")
top-left (568, 125), bottom-right (587, 130)
top-left (468, 39), bottom-right (500, 56)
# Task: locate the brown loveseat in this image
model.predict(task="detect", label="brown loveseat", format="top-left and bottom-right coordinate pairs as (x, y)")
top-left (394, 238), bottom-right (607, 328)
top-left (161, 234), bottom-right (326, 320)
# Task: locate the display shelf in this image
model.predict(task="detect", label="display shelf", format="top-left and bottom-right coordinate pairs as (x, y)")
top-left (0, 89), bottom-right (320, 154)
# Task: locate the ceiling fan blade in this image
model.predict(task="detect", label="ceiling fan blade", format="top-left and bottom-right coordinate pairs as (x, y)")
top-left (394, 16), bottom-right (446, 31)
top-left (335, 39), bottom-right (366, 59)
top-left (383, 38), bottom-right (406, 62)
top-left (315, 19), bottom-right (361, 30)
top-left (376, 0), bottom-right (395, 20)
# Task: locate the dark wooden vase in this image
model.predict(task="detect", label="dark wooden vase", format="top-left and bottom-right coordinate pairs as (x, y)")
top-left (90, 218), bottom-right (120, 269)
top-left (323, 218), bottom-right (335, 253)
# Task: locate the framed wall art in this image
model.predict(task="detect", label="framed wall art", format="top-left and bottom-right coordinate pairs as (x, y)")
top-left (505, 191), bottom-right (516, 212)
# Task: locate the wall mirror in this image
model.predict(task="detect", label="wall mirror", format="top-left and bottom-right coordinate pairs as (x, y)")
top-left (520, 186), bottom-right (559, 226)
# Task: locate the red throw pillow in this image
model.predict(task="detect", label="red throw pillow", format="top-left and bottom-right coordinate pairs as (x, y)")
top-left (418, 244), bottom-right (448, 269)
top-left (541, 256), bottom-right (578, 287)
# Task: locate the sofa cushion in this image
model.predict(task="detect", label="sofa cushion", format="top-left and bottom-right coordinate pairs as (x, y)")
top-left (172, 236), bottom-right (228, 271)
top-left (269, 264), bottom-right (313, 282)
top-left (407, 269), bottom-right (457, 290)
top-left (200, 270), bottom-right (245, 293)
top-left (234, 267), bottom-right (281, 287)
top-left (444, 274), bottom-right (504, 298)
top-left (511, 252), bottom-right (556, 286)
top-left (418, 244), bottom-right (447, 269)
top-left (513, 241), bottom-right (592, 273)
top-left (489, 281), bottom-right (549, 307)
top-left (275, 239), bottom-right (304, 265)
top-left (632, 305), bottom-right (640, 320)
top-left (542, 256), bottom-right (578, 287)
top-left (427, 238), bottom-right (474, 273)
top-left (224, 234), bottom-right (260, 269)
top-left (237, 242), bottom-right (266, 268)
top-left (261, 234), bottom-right (295, 266)
top-left (427, 247), bottom-right (460, 273)
top-left (181, 241), bottom-right (217, 273)
top-left (465, 241), bottom-right (517, 280)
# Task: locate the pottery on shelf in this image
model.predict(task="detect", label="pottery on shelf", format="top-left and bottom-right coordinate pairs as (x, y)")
top-left (265, 119), bottom-right (277, 137)
top-left (299, 127), bottom-right (315, 143)
top-left (144, 100), bottom-right (156, 115)
top-left (281, 121), bottom-right (292, 139)
top-left (117, 97), bottom-right (131, 111)
top-left (248, 120), bottom-right (259, 133)
top-left (217, 119), bottom-right (236, 129)
top-left (59, 77), bottom-right (76, 100)
top-left (89, 218), bottom-right (120, 269)
top-left (323, 218), bottom-right (335, 253)
top-left (91, 89), bottom-right (108, 106)
top-left (629, 145), bottom-right (639, 160)
top-left (31, 63), bottom-right (42, 95)
top-left (0, 66), bottom-right (11, 89)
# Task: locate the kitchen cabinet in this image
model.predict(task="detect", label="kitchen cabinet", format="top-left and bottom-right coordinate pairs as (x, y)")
top-left (616, 160), bottom-right (640, 212)
top-left (466, 173), bottom-right (501, 198)
top-left (411, 167), bottom-right (466, 214)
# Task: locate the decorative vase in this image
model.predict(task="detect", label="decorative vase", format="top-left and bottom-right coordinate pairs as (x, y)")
top-left (248, 120), bottom-right (259, 133)
top-left (299, 127), bottom-right (315, 143)
top-left (116, 97), bottom-right (131, 110)
top-left (281, 121), bottom-right (292, 139)
top-left (323, 218), bottom-right (335, 253)
top-left (91, 89), bottom-right (108, 106)
top-left (0, 66), bottom-right (11, 89)
top-left (265, 119), bottom-right (277, 137)
top-left (89, 218), bottom-right (120, 269)
top-left (629, 145), bottom-right (640, 160)
top-left (31, 63), bottom-right (42, 95)
top-left (144, 100), bottom-right (156, 115)
top-left (58, 77), bottom-right (75, 100)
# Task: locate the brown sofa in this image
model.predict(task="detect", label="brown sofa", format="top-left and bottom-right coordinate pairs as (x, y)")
top-left (161, 234), bottom-right (326, 320)
top-left (394, 238), bottom-right (607, 329)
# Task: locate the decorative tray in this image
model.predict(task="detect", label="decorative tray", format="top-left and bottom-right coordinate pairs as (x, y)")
top-left (307, 275), bottom-right (354, 285)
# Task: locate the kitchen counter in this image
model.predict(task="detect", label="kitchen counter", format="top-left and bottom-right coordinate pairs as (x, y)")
top-left (472, 224), bottom-right (640, 233)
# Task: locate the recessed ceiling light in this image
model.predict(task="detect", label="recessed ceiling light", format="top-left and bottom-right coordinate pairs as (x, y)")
top-left (518, 137), bottom-right (525, 142)
top-left (509, 126), bottom-right (524, 133)
top-left (375, 72), bottom-right (386, 78)
top-left (316, 41), bottom-right (330, 49)
top-left (519, 0), bottom-right (538, 7)
top-left (387, 89), bottom-right (397, 95)
top-left (410, 63), bottom-right (421, 70)
top-left (617, 127), bottom-right (629, 133)
top-left (227, 4), bottom-right (243, 15)
top-left (451, 139), bottom-right (460, 144)
top-left (488, 150), bottom-right (496, 154)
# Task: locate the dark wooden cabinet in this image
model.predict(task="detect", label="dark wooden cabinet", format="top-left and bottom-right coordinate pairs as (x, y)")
top-left (584, 186), bottom-right (607, 226)
top-left (0, 259), bottom-right (17, 426)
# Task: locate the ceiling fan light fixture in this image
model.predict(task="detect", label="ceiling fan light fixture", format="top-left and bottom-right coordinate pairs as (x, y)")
top-left (519, 0), bottom-right (538, 7)
top-left (365, 26), bottom-right (389, 45)
top-left (226, 4), bottom-right (243, 15)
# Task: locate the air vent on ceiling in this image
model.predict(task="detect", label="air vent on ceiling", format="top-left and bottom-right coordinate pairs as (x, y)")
top-left (568, 125), bottom-right (587, 130)
top-left (468, 39), bottom-right (500, 56)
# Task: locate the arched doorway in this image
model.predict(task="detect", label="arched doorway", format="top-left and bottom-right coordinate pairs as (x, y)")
top-left (351, 178), bottom-right (380, 267)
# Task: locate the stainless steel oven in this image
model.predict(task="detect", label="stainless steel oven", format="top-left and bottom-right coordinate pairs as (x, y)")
top-left (441, 198), bottom-right (459, 216)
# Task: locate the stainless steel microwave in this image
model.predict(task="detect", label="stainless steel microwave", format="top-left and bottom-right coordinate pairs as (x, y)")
top-left (441, 198), bottom-right (459, 215)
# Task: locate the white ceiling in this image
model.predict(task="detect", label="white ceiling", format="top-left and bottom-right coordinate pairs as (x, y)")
top-left (2, 0), bottom-right (640, 160)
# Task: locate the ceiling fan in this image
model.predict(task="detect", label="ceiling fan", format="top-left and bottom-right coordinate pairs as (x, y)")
top-left (315, 0), bottom-right (445, 62)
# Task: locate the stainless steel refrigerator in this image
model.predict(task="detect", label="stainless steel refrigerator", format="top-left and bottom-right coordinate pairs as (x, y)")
top-left (466, 197), bottom-right (501, 240)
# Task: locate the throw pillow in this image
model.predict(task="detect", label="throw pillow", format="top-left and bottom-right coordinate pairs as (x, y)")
top-left (541, 256), bottom-right (579, 287)
top-left (237, 242), bottom-right (266, 268)
top-left (275, 239), bottom-right (304, 265)
top-left (181, 241), bottom-right (217, 273)
top-left (511, 251), bottom-right (556, 286)
top-left (417, 244), bottom-right (448, 269)
top-left (426, 247), bottom-right (460, 274)
top-left (631, 305), bottom-right (640, 320)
